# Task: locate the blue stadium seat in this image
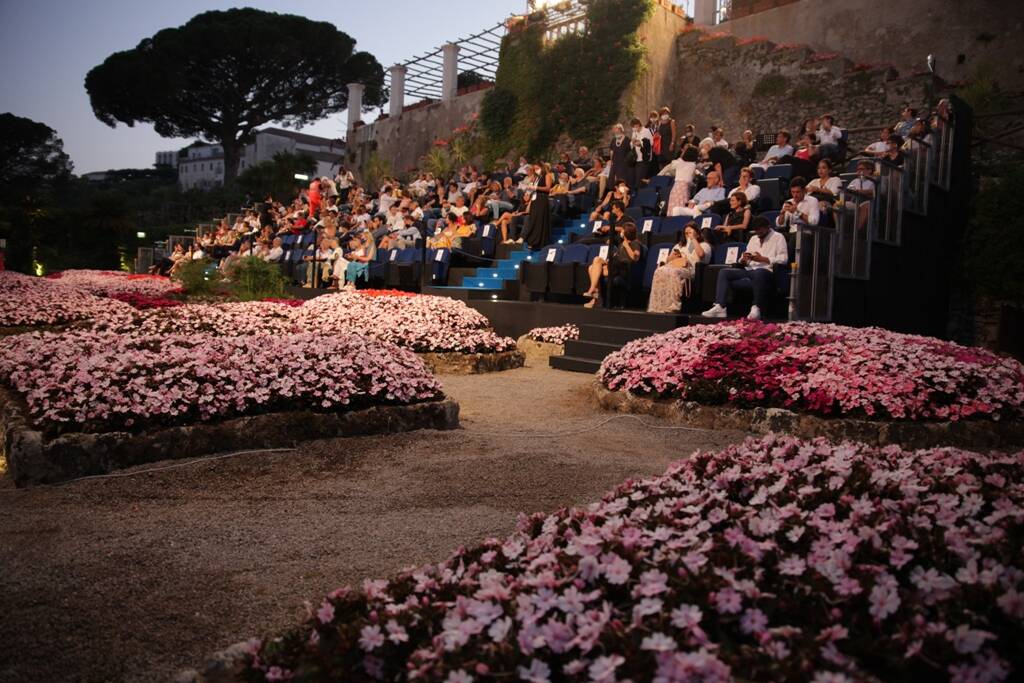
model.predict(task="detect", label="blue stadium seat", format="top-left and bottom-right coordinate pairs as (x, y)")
top-left (760, 210), bottom-right (781, 227)
top-left (657, 216), bottom-right (690, 235)
top-left (428, 249), bottom-right (451, 285)
top-left (757, 178), bottom-right (782, 211)
top-left (549, 243), bottom-right (591, 294)
top-left (696, 213), bottom-right (723, 231)
top-left (635, 188), bottom-right (659, 214)
top-left (764, 164), bottom-right (792, 182)
top-left (712, 241), bottom-right (748, 265)
top-left (638, 216), bottom-right (660, 236)
top-left (643, 244), bottom-right (674, 289)
top-left (626, 206), bottom-right (644, 224)
top-left (648, 176), bottom-right (673, 189)
top-left (520, 245), bottom-right (561, 293)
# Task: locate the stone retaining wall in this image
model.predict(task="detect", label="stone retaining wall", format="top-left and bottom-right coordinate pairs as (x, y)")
top-left (0, 388), bottom-right (460, 487)
top-left (593, 383), bottom-right (1024, 450)
top-left (516, 336), bottom-right (564, 365)
top-left (418, 350), bottom-right (525, 375)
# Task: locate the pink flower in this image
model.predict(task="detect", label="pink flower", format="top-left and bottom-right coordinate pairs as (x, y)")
top-left (713, 588), bottom-right (743, 615)
top-left (589, 655), bottom-right (625, 682)
top-left (317, 600), bottom-right (335, 624)
top-left (358, 624), bottom-right (385, 651)
top-left (517, 659), bottom-right (551, 683)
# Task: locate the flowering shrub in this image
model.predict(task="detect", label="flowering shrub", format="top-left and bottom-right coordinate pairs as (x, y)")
top-left (241, 434), bottom-right (1024, 682)
top-left (599, 321), bottom-right (1024, 422)
top-left (291, 292), bottom-right (516, 354)
top-left (527, 324), bottom-right (580, 345)
top-left (0, 271), bottom-right (136, 328)
top-left (0, 330), bottom-right (443, 433)
top-left (48, 269), bottom-right (183, 298)
top-left (103, 301), bottom-right (298, 338)
top-left (261, 298), bottom-right (306, 307)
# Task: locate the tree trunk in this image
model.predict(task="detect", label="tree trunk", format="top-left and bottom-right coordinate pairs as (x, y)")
top-left (221, 138), bottom-right (242, 185)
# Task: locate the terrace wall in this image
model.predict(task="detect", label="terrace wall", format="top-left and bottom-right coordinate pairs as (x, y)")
top-left (719, 0), bottom-right (1024, 92)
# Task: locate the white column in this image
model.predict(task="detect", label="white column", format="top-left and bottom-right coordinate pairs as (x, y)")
top-left (441, 43), bottom-right (459, 103)
top-left (693, 0), bottom-right (716, 25)
top-left (346, 82), bottom-right (365, 134)
top-left (388, 65), bottom-right (407, 118)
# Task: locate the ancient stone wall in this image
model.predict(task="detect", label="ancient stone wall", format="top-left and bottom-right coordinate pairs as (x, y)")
top-left (719, 0), bottom-right (1024, 93)
top-left (668, 27), bottom-right (934, 151)
top-left (346, 87), bottom-right (490, 179)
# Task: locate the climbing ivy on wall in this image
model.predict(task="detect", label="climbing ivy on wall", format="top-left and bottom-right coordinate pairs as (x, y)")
top-left (481, 0), bottom-right (653, 162)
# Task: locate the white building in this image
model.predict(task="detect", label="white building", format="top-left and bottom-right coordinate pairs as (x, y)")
top-left (176, 142), bottom-right (224, 190)
top-left (166, 128), bottom-right (346, 191)
top-left (155, 150), bottom-right (177, 167)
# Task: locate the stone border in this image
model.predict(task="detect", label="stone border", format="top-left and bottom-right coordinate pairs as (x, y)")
top-left (592, 382), bottom-right (1024, 450)
top-left (516, 336), bottom-right (565, 364)
top-left (0, 387), bottom-right (459, 488)
top-left (418, 350), bottom-right (525, 375)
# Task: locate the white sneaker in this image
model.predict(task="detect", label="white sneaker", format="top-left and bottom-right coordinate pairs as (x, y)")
top-left (747, 305), bottom-right (761, 320)
top-left (702, 303), bottom-right (727, 318)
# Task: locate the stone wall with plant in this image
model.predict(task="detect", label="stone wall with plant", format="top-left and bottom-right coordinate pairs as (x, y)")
top-left (480, 0), bottom-right (654, 162)
top-left (669, 27), bottom-right (935, 151)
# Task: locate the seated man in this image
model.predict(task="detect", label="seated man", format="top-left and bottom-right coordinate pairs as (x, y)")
top-left (775, 177), bottom-right (820, 233)
top-left (675, 170), bottom-right (725, 217)
top-left (750, 130), bottom-right (794, 169)
top-left (578, 200), bottom-right (626, 245)
top-left (263, 237), bottom-right (284, 263)
top-left (702, 216), bottom-right (788, 321)
top-left (816, 115), bottom-right (844, 161)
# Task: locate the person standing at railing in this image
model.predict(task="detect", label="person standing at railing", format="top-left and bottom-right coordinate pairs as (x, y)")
top-left (609, 124), bottom-right (630, 189)
top-left (807, 159), bottom-right (842, 221)
top-left (628, 118), bottom-right (654, 191)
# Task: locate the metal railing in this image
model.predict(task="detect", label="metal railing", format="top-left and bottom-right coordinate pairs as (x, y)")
top-left (874, 160), bottom-right (904, 245)
top-left (935, 121), bottom-right (955, 190)
top-left (834, 189), bottom-right (872, 279)
top-left (904, 137), bottom-right (932, 215)
top-left (788, 225), bottom-right (835, 322)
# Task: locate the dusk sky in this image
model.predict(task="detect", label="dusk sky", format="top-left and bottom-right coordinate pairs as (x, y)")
top-left (0, 0), bottom-right (523, 174)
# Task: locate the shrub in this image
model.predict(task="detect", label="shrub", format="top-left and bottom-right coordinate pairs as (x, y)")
top-left (240, 434), bottom-right (1024, 682)
top-left (598, 320), bottom-right (1024, 421)
top-left (225, 256), bottom-right (287, 301)
top-left (0, 330), bottom-right (443, 434)
top-left (172, 258), bottom-right (222, 296)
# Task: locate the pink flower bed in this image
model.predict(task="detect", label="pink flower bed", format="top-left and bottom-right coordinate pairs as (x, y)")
top-left (0, 271), bottom-right (136, 328)
top-left (527, 324), bottom-right (580, 345)
top-left (48, 269), bottom-right (183, 298)
top-left (241, 434), bottom-right (1024, 682)
top-left (108, 292), bottom-right (185, 309)
top-left (290, 292), bottom-right (516, 354)
top-left (599, 321), bottom-right (1024, 422)
top-left (0, 330), bottom-right (443, 434)
top-left (93, 292), bottom-right (514, 354)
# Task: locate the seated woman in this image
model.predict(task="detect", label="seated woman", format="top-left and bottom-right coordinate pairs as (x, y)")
top-left (426, 214), bottom-right (463, 250)
top-left (469, 194), bottom-right (491, 224)
top-left (716, 192), bottom-right (751, 244)
top-left (341, 233), bottom-right (375, 290)
top-left (497, 194), bottom-right (532, 245)
top-left (581, 223), bottom-right (641, 309)
top-left (806, 159), bottom-right (842, 220)
top-left (590, 182), bottom-right (630, 222)
top-left (648, 223), bottom-right (712, 313)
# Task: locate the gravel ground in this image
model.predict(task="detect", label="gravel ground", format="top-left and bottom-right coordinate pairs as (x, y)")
top-left (0, 363), bottom-right (749, 682)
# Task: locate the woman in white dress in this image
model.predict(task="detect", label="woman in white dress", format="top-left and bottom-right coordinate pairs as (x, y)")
top-left (661, 145), bottom-right (699, 217)
top-left (647, 223), bottom-right (712, 313)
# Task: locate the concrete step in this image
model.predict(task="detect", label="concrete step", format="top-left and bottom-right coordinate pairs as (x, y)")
top-left (564, 339), bottom-right (623, 362)
top-left (549, 354), bottom-right (602, 374)
top-left (579, 324), bottom-right (658, 346)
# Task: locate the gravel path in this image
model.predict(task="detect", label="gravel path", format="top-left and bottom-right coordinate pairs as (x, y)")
top-left (0, 363), bottom-right (749, 682)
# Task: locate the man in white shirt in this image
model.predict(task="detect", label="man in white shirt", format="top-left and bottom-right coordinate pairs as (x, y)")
top-left (817, 115), bottom-right (844, 160)
top-left (264, 237), bottom-right (284, 263)
top-left (703, 216), bottom-right (789, 321)
top-left (449, 195), bottom-right (470, 219)
top-left (385, 204), bottom-right (405, 230)
top-left (676, 171), bottom-right (726, 217)
top-left (751, 130), bottom-right (794, 169)
top-left (776, 177), bottom-right (820, 233)
top-left (700, 126), bottom-right (729, 149)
